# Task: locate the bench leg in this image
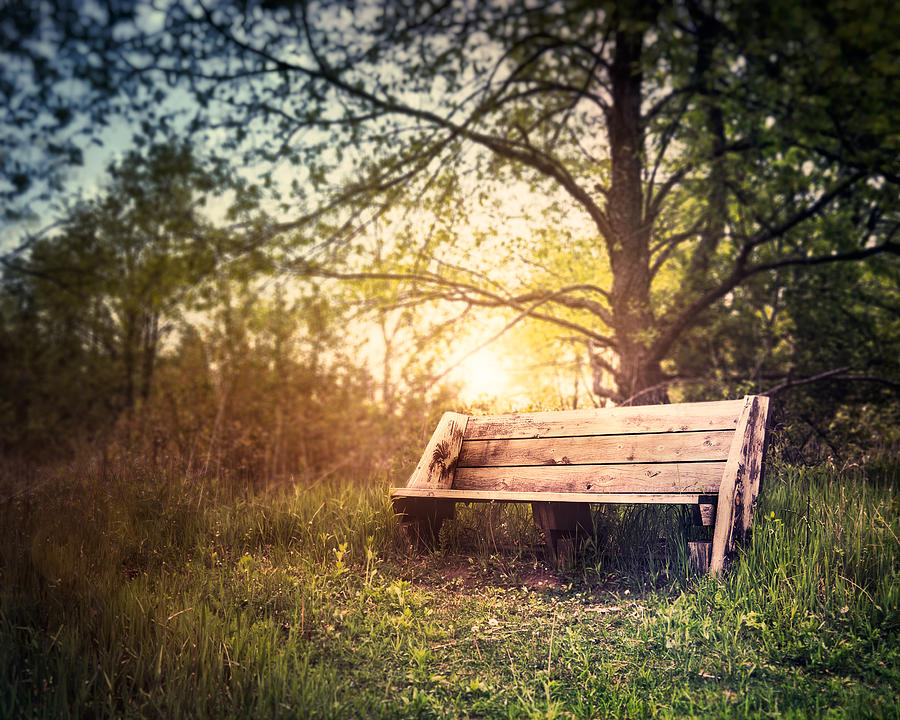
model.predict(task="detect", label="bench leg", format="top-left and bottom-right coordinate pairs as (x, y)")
top-left (688, 541), bottom-right (712, 574)
top-left (392, 498), bottom-right (455, 549)
top-left (532, 502), bottom-right (593, 568)
top-left (686, 496), bottom-right (716, 574)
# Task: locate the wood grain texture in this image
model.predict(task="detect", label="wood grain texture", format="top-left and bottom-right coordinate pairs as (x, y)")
top-left (394, 396), bottom-right (770, 578)
top-left (390, 488), bottom-right (710, 504)
top-left (452, 462), bottom-right (724, 494)
top-left (457, 430), bottom-right (733, 468)
top-left (688, 541), bottom-right (712, 574)
top-left (464, 399), bottom-right (744, 440)
top-left (697, 501), bottom-right (717, 526)
top-left (406, 411), bottom-right (469, 489)
top-left (740, 395), bottom-right (770, 539)
top-left (709, 396), bottom-right (759, 576)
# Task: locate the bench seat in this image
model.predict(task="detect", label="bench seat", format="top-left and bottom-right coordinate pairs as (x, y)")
top-left (391, 395), bottom-right (770, 575)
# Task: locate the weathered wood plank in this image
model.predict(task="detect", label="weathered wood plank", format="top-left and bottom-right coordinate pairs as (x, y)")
top-left (688, 541), bottom-right (712, 574)
top-left (458, 430), bottom-right (733, 468)
top-left (406, 411), bottom-right (469, 489)
top-left (464, 399), bottom-right (744, 440)
top-left (710, 396), bottom-right (760, 576)
top-left (740, 395), bottom-right (770, 540)
top-left (452, 462), bottom-right (724, 494)
top-left (390, 488), bottom-right (709, 504)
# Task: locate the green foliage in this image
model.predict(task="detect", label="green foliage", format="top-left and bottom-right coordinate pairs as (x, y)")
top-left (135, 277), bottom-right (449, 490)
top-left (0, 1), bottom-right (142, 218)
top-left (4, 0), bottom-right (898, 414)
top-left (0, 143), bottom-right (228, 451)
top-left (0, 141), bottom-right (454, 479)
top-left (671, 257), bottom-right (900, 459)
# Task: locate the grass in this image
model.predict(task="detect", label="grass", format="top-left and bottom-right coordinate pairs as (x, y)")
top-left (1, 457), bottom-right (898, 719)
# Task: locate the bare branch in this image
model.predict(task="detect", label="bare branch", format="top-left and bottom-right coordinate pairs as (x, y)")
top-left (292, 263), bottom-right (618, 346)
top-left (745, 239), bottom-right (900, 275)
top-left (425, 295), bottom-right (562, 389)
top-left (645, 164), bottom-right (692, 224)
top-left (746, 172), bottom-right (866, 249)
top-left (762, 366), bottom-right (900, 396)
top-left (618, 377), bottom-right (681, 407)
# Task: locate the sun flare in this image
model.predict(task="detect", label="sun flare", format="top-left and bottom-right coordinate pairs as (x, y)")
top-left (455, 348), bottom-right (509, 402)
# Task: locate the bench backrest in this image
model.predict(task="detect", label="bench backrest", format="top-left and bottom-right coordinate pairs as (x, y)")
top-left (406, 396), bottom-right (766, 496)
top-left (456, 399), bottom-right (743, 497)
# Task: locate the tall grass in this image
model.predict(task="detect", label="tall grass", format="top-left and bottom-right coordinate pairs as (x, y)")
top-left (731, 460), bottom-right (899, 622)
top-left (1, 456), bottom-right (897, 718)
top-left (1, 461), bottom-right (396, 718)
top-left (684, 460), bottom-right (900, 676)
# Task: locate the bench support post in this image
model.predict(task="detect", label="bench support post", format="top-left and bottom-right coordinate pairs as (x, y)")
top-left (393, 497), bottom-right (455, 549)
top-left (709, 395), bottom-right (770, 576)
top-left (686, 495), bottom-right (717, 574)
top-left (394, 412), bottom-right (467, 549)
top-left (532, 502), bottom-right (593, 567)
top-left (688, 541), bottom-right (712, 574)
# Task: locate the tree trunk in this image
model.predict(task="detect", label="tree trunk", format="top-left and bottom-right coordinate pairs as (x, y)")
top-left (600, 17), bottom-right (669, 407)
top-left (139, 312), bottom-right (159, 403)
top-left (122, 310), bottom-right (137, 412)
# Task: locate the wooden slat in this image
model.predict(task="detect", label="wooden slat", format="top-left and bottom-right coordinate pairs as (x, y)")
top-left (740, 395), bottom-right (770, 538)
top-left (406, 411), bottom-right (469, 489)
top-left (710, 396), bottom-right (759, 576)
top-left (452, 462), bottom-right (724, 494)
top-left (390, 488), bottom-right (709, 504)
top-left (464, 399), bottom-right (745, 440)
top-left (458, 430), bottom-right (733, 467)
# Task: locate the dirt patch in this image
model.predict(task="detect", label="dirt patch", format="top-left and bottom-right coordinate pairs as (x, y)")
top-left (441, 560), bottom-right (474, 584)
top-left (405, 553), bottom-right (580, 595)
top-left (403, 556), bottom-right (480, 589)
top-left (518, 569), bottom-right (566, 590)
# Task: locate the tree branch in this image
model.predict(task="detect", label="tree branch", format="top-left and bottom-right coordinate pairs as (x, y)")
top-left (650, 173), bottom-right (878, 367)
top-left (425, 295), bottom-right (563, 389)
top-left (197, 2), bottom-right (617, 246)
top-left (745, 172), bottom-right (867, 249)
top-left (763, 366), bottom-right (900, 396)
top-left (292, 264), bottom-right (617, 346)
top-left (745, 239), bottom-right (900, 275)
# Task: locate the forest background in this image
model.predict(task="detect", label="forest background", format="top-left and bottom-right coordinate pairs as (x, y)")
top-left (1, 0), bottom-right (898, 487)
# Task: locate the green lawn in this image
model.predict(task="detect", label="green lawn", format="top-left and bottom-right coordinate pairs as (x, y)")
top-left (1, 460), bottom-right (898, 718)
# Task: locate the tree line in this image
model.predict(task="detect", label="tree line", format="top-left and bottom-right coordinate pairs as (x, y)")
top-left (0, 144), bottom-right (456, 483)
top-left (1, 0), bottom-right (898, 471)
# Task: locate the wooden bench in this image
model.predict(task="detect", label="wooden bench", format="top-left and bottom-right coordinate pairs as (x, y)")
top-left (391, 395), bottom-right (770, 575)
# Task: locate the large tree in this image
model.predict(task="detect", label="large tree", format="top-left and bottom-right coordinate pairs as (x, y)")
top-left (5, 0), bottom-right (900, 404)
